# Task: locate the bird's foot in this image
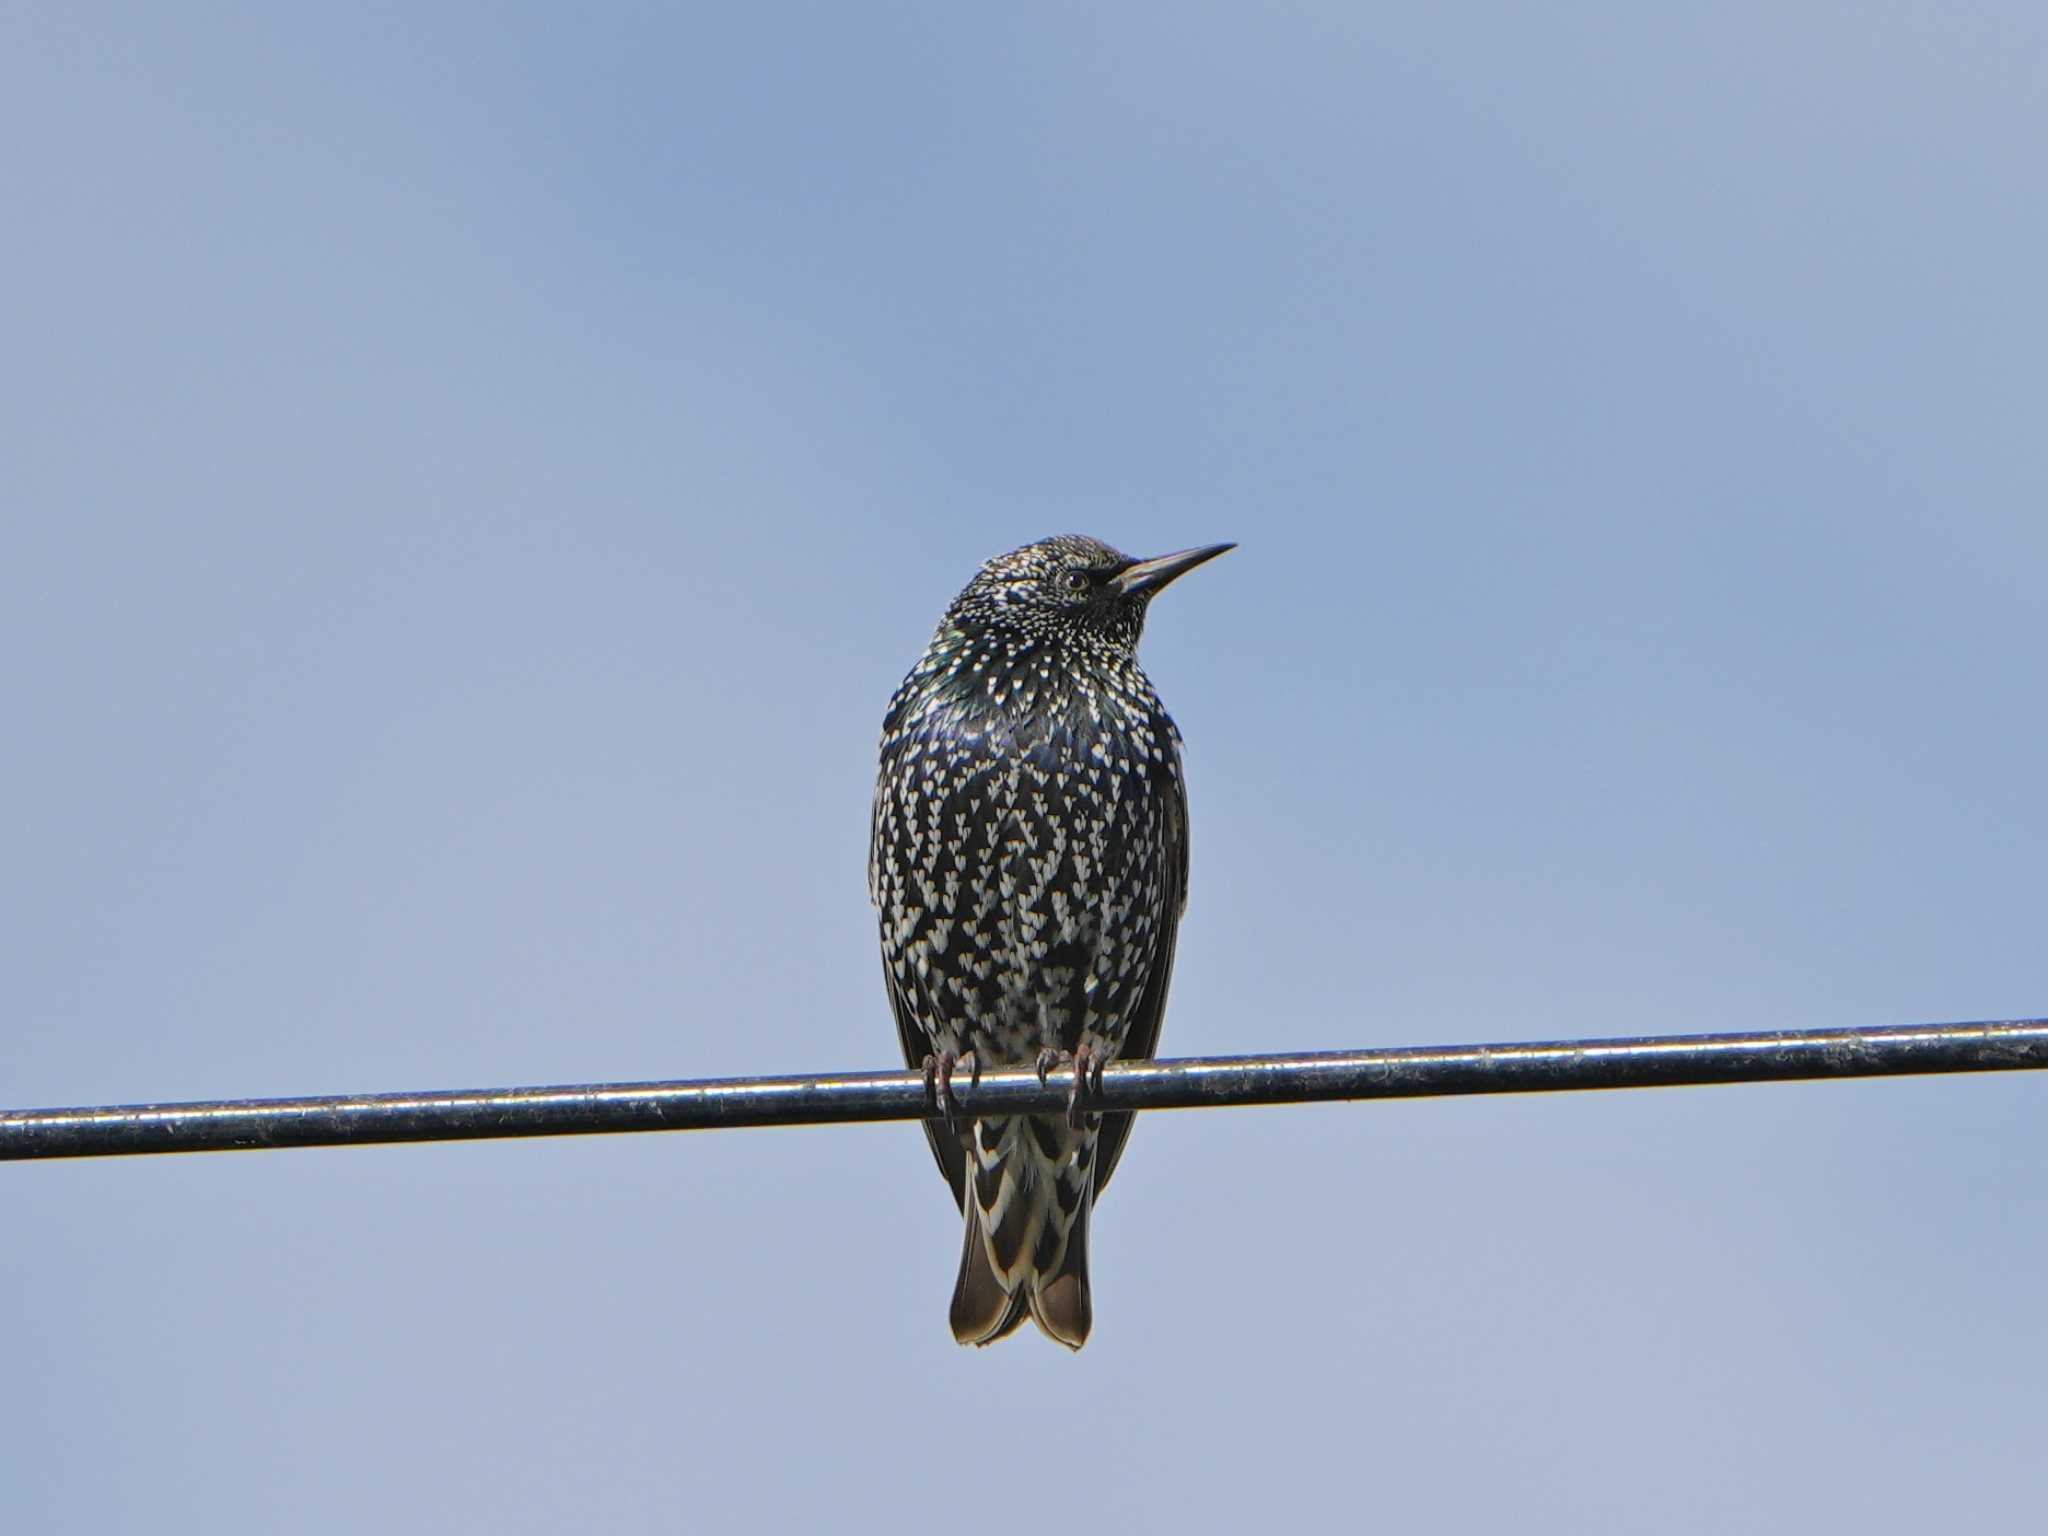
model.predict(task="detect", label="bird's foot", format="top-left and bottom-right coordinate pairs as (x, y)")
top-left (1035, 1046), bottom-right (1105, 1131)
top-left (922, 1049), bottom-right (979, 1134)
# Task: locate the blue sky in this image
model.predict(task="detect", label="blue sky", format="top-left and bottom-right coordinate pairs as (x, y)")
top-left (5, 4), bottom-right (2045, 1528)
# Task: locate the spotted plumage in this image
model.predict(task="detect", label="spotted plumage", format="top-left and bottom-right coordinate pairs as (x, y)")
top-left (870, 534), bottom-right (1231, 1348)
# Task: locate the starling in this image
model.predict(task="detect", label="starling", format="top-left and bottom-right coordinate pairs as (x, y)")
top-left (869, 534), bottom-right (1232, 1349)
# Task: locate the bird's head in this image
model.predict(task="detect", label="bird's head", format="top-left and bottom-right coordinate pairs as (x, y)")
top-left (944, 534), bottom-right (1234, 658)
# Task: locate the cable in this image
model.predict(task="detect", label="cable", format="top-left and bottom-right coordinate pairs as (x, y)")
top-left (4, 1016), bottom-right (2043, 1161)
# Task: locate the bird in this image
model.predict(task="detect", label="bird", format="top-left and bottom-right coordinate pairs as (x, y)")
top-left (869, 534), bottom-right (1232, 1349)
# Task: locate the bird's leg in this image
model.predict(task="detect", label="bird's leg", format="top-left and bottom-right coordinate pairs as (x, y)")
top-left (922, 1051), bottom-right (958, 1132)
top-left (1035, 1046), bottom-right (1103, 1131)
top-left (922, 1049), bottom-right (978, 1134)
top-left (1069, 1046), bottom-right (1107, 1132)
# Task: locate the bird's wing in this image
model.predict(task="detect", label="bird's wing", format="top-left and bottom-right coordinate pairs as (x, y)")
top-left (1093, 742), bottom-right (1190, 1197)
top-left (882, 956), bottom-right (969, 1210)
top-left (872, 731), bottom-right (972, 1212)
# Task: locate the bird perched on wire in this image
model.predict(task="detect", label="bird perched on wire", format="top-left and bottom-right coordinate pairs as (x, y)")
top-left (870, 534), bottom-right (1232, 1349)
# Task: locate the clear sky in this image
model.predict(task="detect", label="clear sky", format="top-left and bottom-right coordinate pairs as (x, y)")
top-left (6, 4), bottom-right (2045, 1529)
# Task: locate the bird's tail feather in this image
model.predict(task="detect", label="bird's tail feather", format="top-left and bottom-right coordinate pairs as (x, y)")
top-left (950, 1213), bottom-right (1031, 1345)
top-left (948, 1115), bottom-right (1094, 1350)
top-left (1026, 1190), bottom-right (1091, 1348)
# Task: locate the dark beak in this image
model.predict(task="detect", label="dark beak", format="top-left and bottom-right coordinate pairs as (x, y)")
top-left (1110, 542), bottom-right (1236, 598)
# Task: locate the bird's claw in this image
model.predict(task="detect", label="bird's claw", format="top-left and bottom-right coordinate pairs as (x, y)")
top-left (1036, 1047), bottom-right (1104, 1131)
top-left (922, 1050), bottom-right (978, 1134)
top-left (1072, 1048), bottom-right (1108, 1132)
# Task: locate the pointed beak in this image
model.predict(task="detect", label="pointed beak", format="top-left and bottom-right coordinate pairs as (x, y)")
top-left (1109, 542), bottom-right (1236, 598)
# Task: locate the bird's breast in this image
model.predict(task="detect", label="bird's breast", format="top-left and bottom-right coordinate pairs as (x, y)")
top-left (873, 699), bottom-right (1179, 1061)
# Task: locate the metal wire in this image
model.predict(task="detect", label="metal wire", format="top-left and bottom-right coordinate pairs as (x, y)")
top-left (4, 1016), bottom-right (2043, 1162)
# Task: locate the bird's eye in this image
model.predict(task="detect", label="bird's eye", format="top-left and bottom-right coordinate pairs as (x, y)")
top-left (1061, 569), bottom-right (1091, 594)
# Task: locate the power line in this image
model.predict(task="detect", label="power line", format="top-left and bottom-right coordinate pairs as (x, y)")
top-left (4, 1016), bottom-right (2043, 1162)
